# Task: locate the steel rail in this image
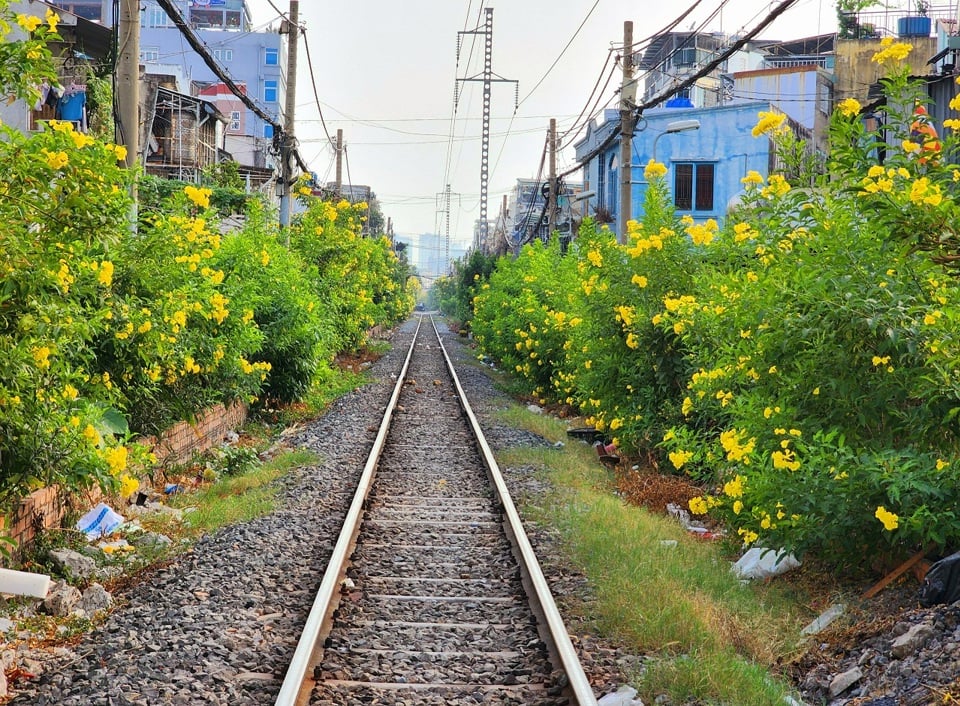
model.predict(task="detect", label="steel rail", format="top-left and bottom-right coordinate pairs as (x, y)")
top-left (430, 316), bottom-right (599, 705)
top-left (274, 317), bottom-right (422, 706)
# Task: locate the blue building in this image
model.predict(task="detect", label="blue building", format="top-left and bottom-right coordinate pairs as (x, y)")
top-left (574, 101), bottom-right (775, 236)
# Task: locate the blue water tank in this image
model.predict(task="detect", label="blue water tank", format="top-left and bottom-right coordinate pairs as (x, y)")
top-left (666, 97), bottom-right (695, 108)
top-left (898, 16), bottom-right (931, 37)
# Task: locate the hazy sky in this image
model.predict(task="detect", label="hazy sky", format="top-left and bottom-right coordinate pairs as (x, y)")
top-left (245, 0), bottom-right (834, 245)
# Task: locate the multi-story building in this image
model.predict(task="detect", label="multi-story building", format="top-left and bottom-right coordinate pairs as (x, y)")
top-left (638, 32), bottom-right (767, 109)
top-left (47, 0), bottom-right (285, 173)
top-left (503, 178), bottom-right (584, 253)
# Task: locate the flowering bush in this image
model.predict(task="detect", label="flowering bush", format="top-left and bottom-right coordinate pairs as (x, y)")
top-left (657, 40), bottom-right (960, 562)
top-left (0, 1), bottom-right (413, 507)
top-left (0, 120), bottom-right (141, 500)
top-left (291, 197), bottom-right (413, 352)
top-left (470, 38), bottom-right (960, 567)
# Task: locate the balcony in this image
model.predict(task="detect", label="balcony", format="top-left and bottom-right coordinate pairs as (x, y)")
top-left (840, 4), bottom-right (954, 40)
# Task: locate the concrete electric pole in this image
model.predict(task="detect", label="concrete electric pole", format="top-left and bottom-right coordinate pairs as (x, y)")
top-left (279, 0), bottom-right (299, 231)
top-left (618, 21), bottom-right (635, 245)
top-left (335, 129), bottom-right (343, 196)
top-left (547, 118), bottom-right (557, 238)
top-left (117, 0), bottom-right (139, 215)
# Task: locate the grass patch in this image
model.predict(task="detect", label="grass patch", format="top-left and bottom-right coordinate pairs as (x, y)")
top-left (497, 404), bottom-right (810, 705)
top-left (164, 449), bottom-right (318, 538)
top-left (495, 406), bottom-right (570, 443)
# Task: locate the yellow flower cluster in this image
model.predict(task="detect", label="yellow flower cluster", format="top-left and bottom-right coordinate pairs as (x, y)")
top-left (720, 429), bottom-right (755, 463)
top-left (209, 292), bottom-right (230, 324)
top-left (669, 449), bottom-right (693, 469)
top-left (104, 445), bottom-right (128, 475)
top-left (686, 218), bottom-right (718, 246)
top-left (741, 170), bottom-right (764, 187)
top-left (871, 37), bottom-right (912, 66)
top-left (33, 345), bottom-right (52, 370)
top-left (626, 227), bottom-right (670, 257)
top-left (771, 445), bottom-right (800, 471)
top-left (751, 110), bottom-right (786, 138)
top-left (837, 97), bottom-right (861, 117)
top-left (874, 505), bottom-right (899, 531)
top-left (908, 177), bottom-right (943, 207)
top-left (184, 185), bottom-right (212, 208)
top-left (586, 249), bottom-right (603, 267)
top-left (43, 149), bottom-right (68, 170)
top-left (760, 174), bottom-right (791, 199)
top-left (723, 473), bottom-right (746, 497)
top-left (615, 305), bottom-right (636, 327)
top-left (644, 160), bottom-right (667, 179)
top-left (16, 14), bottom-right (42, 31)
top-left (733, 222), bottom-right (756, 243)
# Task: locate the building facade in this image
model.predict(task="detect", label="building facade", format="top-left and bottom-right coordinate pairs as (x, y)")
top-left (575, 102), bottom-right (776, 236)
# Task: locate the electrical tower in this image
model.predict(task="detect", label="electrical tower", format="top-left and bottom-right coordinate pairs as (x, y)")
top-left (456, 8), bottom-right (517, 251)
top-left (435, 186), bottom-right (461, 275)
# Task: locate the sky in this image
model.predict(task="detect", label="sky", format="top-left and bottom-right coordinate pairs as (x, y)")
top-left (244, 0), bottom-right (836, 247)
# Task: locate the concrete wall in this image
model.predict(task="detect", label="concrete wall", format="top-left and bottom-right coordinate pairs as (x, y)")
top-left (835, 37), bottom-right (937, 103)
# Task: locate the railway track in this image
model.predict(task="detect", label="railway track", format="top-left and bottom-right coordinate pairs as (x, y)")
top-left (276, 316), bottom-right (597, 705)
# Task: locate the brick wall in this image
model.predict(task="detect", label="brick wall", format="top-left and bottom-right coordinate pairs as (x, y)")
top-left (140, 401), bottom-right (248, 466)
top-left (3, 401), bottom-right (247, 558)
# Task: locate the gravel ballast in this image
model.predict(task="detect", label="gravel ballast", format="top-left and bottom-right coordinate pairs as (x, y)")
top-left (9, 316), bottom-right (956, 706)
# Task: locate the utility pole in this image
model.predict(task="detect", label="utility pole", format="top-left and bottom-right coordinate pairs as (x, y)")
top-left (547, 118), bottom-right (557, 238)
top-left (444, 183), bottom-right (451, 272)
top-left (618, 20), bottom-right (635, 245)
top-left (457, 8), bottom-right (518, 251)
top-left (117, 0), bottom-right (139, 214)
top-left (279, 0), bottom-right (299, 231)
top-left (335, 129), bottom-right (343, 196)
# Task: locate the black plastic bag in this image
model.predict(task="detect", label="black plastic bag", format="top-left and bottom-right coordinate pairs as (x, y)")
top-left (918, 550), bottom-right (960, 607)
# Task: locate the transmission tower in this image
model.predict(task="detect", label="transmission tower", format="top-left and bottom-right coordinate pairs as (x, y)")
top-left (456, 8), bottom-right (517, 251)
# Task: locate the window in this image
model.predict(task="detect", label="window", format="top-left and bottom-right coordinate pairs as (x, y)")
top-left (263, 124), bottom-right (274, 139)
top-left (144, 7), bottom-right (170, 28)
top-left (674, 163), bottom-right (715, 212)
top-left (674, 46), bottom-right (697, 67)
top-left (265, 48), bottom-right (279, 66)
top-left (213, 49), bottom-right (233, 62)
top-left (230, 111), bottom-right (241, 131)
top-left (141, 47), bottom-right (160, 62)
top-left (605, 153), bottom-right (618, 215)
top-left (264, 80), bottom-right (278, 103)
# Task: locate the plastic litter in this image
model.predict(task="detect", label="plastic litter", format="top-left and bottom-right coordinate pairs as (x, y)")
top-left (918, 550), bottom-right (960, 607)
top-left (76, 502), bottom-right (124, 540)
top-left (0, 568), bottom-right (51, 598)
top-left (732, 547), bottom-right (800, 580)
top-left (598, 685), bottom-right (645, 706)
top-left (801, 603), bottom-right (846, 635)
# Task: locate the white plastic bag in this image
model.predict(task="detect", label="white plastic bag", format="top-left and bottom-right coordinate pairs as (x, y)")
top-left (76, 502), bottom-right (123, 540)
top-left (732, 547), bottom-right (800, 580)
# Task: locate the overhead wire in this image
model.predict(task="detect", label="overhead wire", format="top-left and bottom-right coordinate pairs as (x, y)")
top-left (553, 0), bottom-right (708, 152)
top-left (559, 0), bottom-right (800, 180)
top-left (153, 0), bottom-right (310, 174)
top-left (491, 0), bottom-right (604, 190)
top-left (516, 0), bottom-right (601, 109)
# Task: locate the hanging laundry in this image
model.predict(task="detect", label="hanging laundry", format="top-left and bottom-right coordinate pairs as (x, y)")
top-left (57, 83), bottom-right (87, 131)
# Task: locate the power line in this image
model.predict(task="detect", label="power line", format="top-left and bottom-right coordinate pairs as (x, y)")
top-left (300, 30), bottom-right (336, 147)
top-left (153, 0), bottom-right (310, 175)
top-left (560, 0), bottom-right (800, 180)
top-left (516, 0), bottom-right (601, 109)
